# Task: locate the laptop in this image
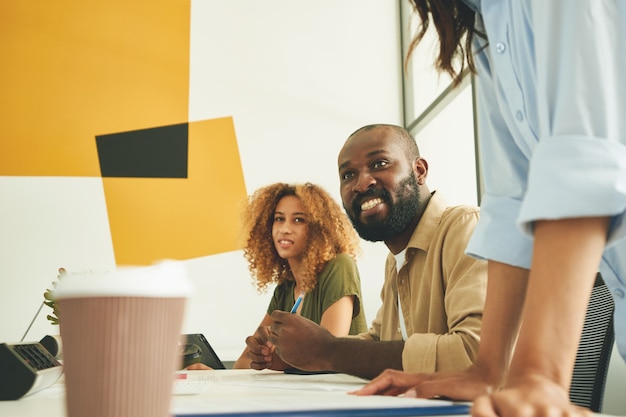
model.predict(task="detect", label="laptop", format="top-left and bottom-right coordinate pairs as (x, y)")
top-left (181, 333), bottom-right (225, 370)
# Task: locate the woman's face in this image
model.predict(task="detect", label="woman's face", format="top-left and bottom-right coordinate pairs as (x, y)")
top-left (272, 195), bottom-right (309, 262)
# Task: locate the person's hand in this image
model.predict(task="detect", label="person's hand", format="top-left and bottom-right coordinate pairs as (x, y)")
top-left (185, 363), bottom-right (212, 370)
top-left (472, 374), bottom-right (593, 417)
top-left (268, 311), bottom-right (334, 371)
top-left (245, 325), bottom-right (289, 371)
top-left (351, 365), bottom-right (494, 400)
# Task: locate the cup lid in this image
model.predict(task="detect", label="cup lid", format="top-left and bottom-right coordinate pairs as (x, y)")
top-left (52, 260), bottom-right (193, 299)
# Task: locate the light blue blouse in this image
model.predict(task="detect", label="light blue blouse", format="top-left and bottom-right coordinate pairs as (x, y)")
top-left (462, 0), bottom-right (626, 361)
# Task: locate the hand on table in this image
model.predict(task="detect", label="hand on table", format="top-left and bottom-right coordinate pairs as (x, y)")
top-left (185, 363), bottom-right (212, 370)
top-left (245, 325), bottom-right (289, 371)
top-left (472, 374), bottom-right (593, 417)
top-left (351, 365), bottom-right (494, 400)
top-left (268, 310), bottom-right (334, 371)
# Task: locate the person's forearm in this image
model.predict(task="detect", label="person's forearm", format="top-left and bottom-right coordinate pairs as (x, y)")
top-left (508, 217), bottom-right (609, 389)
top-left (472, 261), bottom-right (528, 389)
top-left (324, 338), bottom-right (405, 380)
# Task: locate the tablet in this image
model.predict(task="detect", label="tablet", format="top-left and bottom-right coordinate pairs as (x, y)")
top-left (182, 333), bottom-right (226, 369)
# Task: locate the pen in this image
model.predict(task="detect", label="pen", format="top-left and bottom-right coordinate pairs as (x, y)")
top-left (290, 292), bottom-right (304, 313)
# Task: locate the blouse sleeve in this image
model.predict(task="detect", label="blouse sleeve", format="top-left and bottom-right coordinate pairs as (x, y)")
top-left (520, 1), bottom-right (626, 242)
top-left (315, 253), bottom-right (364, 318)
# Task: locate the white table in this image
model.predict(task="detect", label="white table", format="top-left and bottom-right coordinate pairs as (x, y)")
top-left (0, 370), bottom-right (616, 417)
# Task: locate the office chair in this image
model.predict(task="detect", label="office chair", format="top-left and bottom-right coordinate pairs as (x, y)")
top-left (569, 273), bottom-right (615, 412)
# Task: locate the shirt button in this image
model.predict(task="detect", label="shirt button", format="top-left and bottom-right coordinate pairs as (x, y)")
top-left (515, 111), bottom-right (524, 121)
top-left (615, 288), bottom-right (625, 299)
top-left (496, 42), bottom-right (506, 53)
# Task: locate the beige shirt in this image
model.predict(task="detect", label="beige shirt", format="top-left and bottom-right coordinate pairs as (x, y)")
top-left (357, 191), bottom-right (487, 373)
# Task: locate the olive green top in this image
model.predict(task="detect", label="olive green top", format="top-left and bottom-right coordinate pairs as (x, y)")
top-left (267, 253), bottom-right (367, 335)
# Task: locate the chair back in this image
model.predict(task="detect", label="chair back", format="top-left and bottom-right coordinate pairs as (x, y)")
top-left (569, 273), bottom-right (615, 412)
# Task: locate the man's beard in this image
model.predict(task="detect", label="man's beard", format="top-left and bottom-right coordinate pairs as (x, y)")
top-left (345, 174), bottom-right (421, 242)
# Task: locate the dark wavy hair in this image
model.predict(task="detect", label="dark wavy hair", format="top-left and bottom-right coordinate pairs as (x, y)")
top-left (406, 0), bottom-right (484, 86)
top-left (240, 182), bottom-right (360, 293)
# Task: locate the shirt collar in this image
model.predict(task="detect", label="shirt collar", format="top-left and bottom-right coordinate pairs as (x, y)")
top-left (405, 190), bottom-right (448, 254)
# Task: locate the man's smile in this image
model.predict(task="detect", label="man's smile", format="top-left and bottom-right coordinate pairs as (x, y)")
top-left (360, 197), bottom-right (384, 211)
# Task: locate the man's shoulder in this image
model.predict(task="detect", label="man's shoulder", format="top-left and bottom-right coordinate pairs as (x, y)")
top-left (427, 192), bottom-right (479, 219)
top-left (444, 204), bottom-right (480, 217)
top-left (439, 204), bottom-right (481, 230)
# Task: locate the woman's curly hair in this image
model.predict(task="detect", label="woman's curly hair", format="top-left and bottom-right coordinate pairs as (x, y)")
top-left (240, 182), bottom-right (360, 293)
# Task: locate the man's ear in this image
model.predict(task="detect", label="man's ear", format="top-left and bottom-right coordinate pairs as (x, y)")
top-left (414, 157), bottom-right (428, 185)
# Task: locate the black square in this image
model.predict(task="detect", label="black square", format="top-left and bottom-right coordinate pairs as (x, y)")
top-left (96, 123), bottom-right (188, 178)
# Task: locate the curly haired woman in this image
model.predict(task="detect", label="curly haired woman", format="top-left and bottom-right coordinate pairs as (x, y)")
top-left (233, 182), bottom-right (368, 369)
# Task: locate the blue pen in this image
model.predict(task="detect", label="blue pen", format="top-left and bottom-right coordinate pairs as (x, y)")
top-left (290, 292), bottom-right (305, 313)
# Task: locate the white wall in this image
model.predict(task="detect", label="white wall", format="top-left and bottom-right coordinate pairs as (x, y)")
top-left (186, 0), bottom-right (407, 359)
top-left (0, 1), bottom-right (404, 361)
top-left (0, 0), bottom-right (490, 359)
top-left (1, 1), bottom-right (482, 361)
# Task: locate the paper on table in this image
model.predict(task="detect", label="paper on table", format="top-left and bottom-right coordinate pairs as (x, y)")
top-left (172, 384), bottom-right (468, 416)
top-left (174, 369), bottom-right (369, 392)
top-left (172, 370), bottom-right (470, 416)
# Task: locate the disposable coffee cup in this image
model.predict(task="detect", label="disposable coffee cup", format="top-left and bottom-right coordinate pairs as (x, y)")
top-left (53, 261), bottom-right (193, 417)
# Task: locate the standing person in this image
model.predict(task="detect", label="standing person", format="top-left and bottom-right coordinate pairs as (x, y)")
top-left (353, 1), bottom-right (626, 416)
top-left (246, 124), bottom-right (487, 380)
top-left (232, 182), bottom-right (367, 369)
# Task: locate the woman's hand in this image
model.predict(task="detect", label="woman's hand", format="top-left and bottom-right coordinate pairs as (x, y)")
top-left (245, 325), bottom-right (289, 371)
top-left (184, 363), bottom-right (212, 370)
top-left (472, 373), bottom-right (593, 417)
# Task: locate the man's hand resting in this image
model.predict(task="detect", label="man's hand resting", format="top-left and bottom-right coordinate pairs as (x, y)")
top-left (350, 365), bottom-right (495, 401)
top-left (269, 310), bottom-right (335, 371)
